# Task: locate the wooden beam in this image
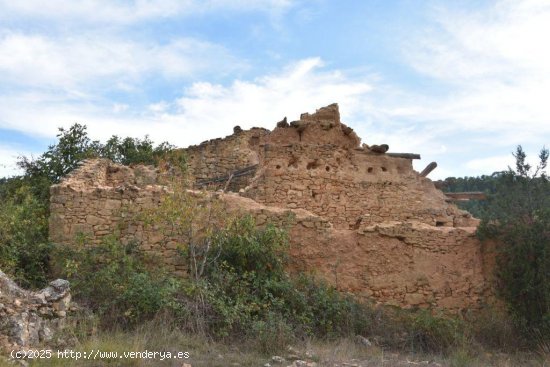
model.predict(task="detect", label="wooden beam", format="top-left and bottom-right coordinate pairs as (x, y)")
top-left (420, 162), bottom-right (437, 177)
top-left (195, 164), bottom-right (258, 187)
top-left (444, 192), bottom-right (487, 201)
top-left (386, 153), bottom-right (421, 160)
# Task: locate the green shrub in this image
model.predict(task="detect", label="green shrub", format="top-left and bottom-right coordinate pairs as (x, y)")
top-left (54, 235), bottom-right (182, 327)
top-left (191, 216), bottom-right (373, 343)
top-left (477, 146), bottom-right (550, 341)
top-left (0, 183), bottom-right (51, 288)
top-left (287, 275), bottom-right (371, 338)
top-left (251, 312), bottom-right (294, 354)
top-left (406, 310), bottom-right (465, 354)
top-left (465, 306), bottom-right (516, 350)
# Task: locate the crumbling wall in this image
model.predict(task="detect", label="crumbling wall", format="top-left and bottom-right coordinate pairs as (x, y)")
top-left (49, 159), bottom-right (187, 275)
top-left (184, 128), bottom-right (269, 191)
top-left (267, 103), bottom-right (361, 148)
top-left (222, 194), bottom-right (492, 311)
top-left (244, 144), bottom-right (477, 230)
top-left (49, 103), bottom-right (494, 312)
top-left (0, 270), bottom-right (71, 352)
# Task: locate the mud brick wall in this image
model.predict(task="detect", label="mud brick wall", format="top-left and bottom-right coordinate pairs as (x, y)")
top-left (243, 144), bottom-right (477, 230)
top-left (183, 128), bottom-right (269, 191)
top-left (49, 103), bottom-right (494, 312)
top-left (223, 195), bottom-right (493, 312)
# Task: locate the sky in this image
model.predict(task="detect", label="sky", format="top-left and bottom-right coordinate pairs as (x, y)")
top-left (0, 0), bottom-right (549, 179)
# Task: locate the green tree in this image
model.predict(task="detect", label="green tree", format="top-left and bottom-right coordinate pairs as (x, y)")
top-left (0, 184), bottom-right (51, 287)
top-left (100, 135), bottom-right (175, 166)
top-left (478, 146), bottom-right (550, 337)
top-left (17, 124), bottom-right (176, 184)
top-left (0, 123), bottom-right (177, 288)
top-left (17, 123), bottom-right (100, 183)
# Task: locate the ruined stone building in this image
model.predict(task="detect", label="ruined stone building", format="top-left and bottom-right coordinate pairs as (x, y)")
top-left (49, 104), bottom-right (495, 312)
top-left (1, 270), bottom-right (72, 351)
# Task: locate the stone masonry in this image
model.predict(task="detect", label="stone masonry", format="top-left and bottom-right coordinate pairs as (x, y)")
top-left (0, 270), bottom-right (72, 352)
top-left (49, 103), bottom-right (494, 312)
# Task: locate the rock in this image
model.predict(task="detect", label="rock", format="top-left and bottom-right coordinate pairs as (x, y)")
top-left (0, 269), bottom-right (72, 353)
top-left (276, 117), bottom-right (289, 128)
top-left (287, 346), bottom-right (300, 355)
top-left (287, 360), bottom-right (317, 367)
top-left (272, 355), bottom-right (286, 363)
top-left (404, 293), bottom-right (425, 305)
top-left (342, 125), bottom-right (354, 136)
top-left (290, 120), bottom-right (307, 133)
top-left (233, 125), bottom-right (243, 134)
top-left (319, 120), bottom-right (334, 130)
top-left (355, 335), bottom-right (372, 346)
top-left (369, 144), bottom-right (389, 153)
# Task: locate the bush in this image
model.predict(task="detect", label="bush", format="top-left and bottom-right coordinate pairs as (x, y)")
top-left (190, 215), bottom-right (374, 342)
top-left (406, 310), bottom-right (464, 354)
top-left (0, 183), bottom-right (51, 288)
top-left (54, 235), bottom-right (183, 327)
top-left (477, 146), bottom-right (550, 340)
top-left (466, 307), bottom-right (516, 350)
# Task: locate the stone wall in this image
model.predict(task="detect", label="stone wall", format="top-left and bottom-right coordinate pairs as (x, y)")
top-left (49, 159), bottom-right (187, 275)
top-left (184, 128), bottom-right (269, 191)
top-left (0, 270), bottom-right (72, 352)
top-left (49, 103), bottom-right (495, 312)
top-left (243, 144), bottom-right (476, 230)
top-left (221, 194), bottom-right (492, 311)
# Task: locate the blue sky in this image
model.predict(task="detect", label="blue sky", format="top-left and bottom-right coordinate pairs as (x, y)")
top-left (1, 0), bottom-right (549, 179)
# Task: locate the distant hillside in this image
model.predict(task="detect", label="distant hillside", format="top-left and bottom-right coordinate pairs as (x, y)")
top-left (436, 173), bottom-right (503, 218)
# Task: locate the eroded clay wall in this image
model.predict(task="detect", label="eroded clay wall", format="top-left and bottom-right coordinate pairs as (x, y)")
top-left (183, 128), bottom-right (269, 190)
top-left (48, 102), bottom-right (494, 312)
top-left (50, 159), bottom-right (493, 312)
top-left (223, 195), bottom-right (493, 312)
top-left (244, 144), bottom-right (477, 230)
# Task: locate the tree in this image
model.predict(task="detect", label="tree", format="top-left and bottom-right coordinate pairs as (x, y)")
top-left (145, 168), bottom-right (230, 281)
top-left (0, 123), bottom-right (178, 287)
top-left (100, 135), bottom-right (176, 166)
top-left (18, 123), bottom-right (100, 183)
top-left (17, 124), bottom-right (176, 184)
top-left (478, 146), bottom-right (550, 337)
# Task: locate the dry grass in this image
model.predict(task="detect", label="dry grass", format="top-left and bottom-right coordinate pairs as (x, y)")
top-left (0, 318), bottom-right (547, 367)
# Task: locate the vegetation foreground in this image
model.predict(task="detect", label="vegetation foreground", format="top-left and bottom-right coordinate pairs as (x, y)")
top-left (0, 124), bottom-right (548, 366)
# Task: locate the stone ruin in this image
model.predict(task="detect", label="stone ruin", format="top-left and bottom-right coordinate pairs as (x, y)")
top-left (49, 104), bottom-right (495, 312)
top-left (0, 270), bottom-right (72, 353)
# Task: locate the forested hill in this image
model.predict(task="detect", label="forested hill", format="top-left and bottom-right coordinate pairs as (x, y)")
top-left (434, 174), bottom-right (503, 218)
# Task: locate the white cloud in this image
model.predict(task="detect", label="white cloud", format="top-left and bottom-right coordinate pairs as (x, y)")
top-left (112, 104), bottom-right (129, 113)
top-left (401, 0), bottom-right (550, 138)
top-left (0, 0), bottom-right (295, 24)
top-left (0, 146), bottom-right (31, 178)
top-left (464, 155), bottom-right (514, 174)
top-left (0, 58), bottom-right (374, 148)
top-left (358, 0), bottom-right (550, 179)
top-left (0, 32), bottom-right (244, 91)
